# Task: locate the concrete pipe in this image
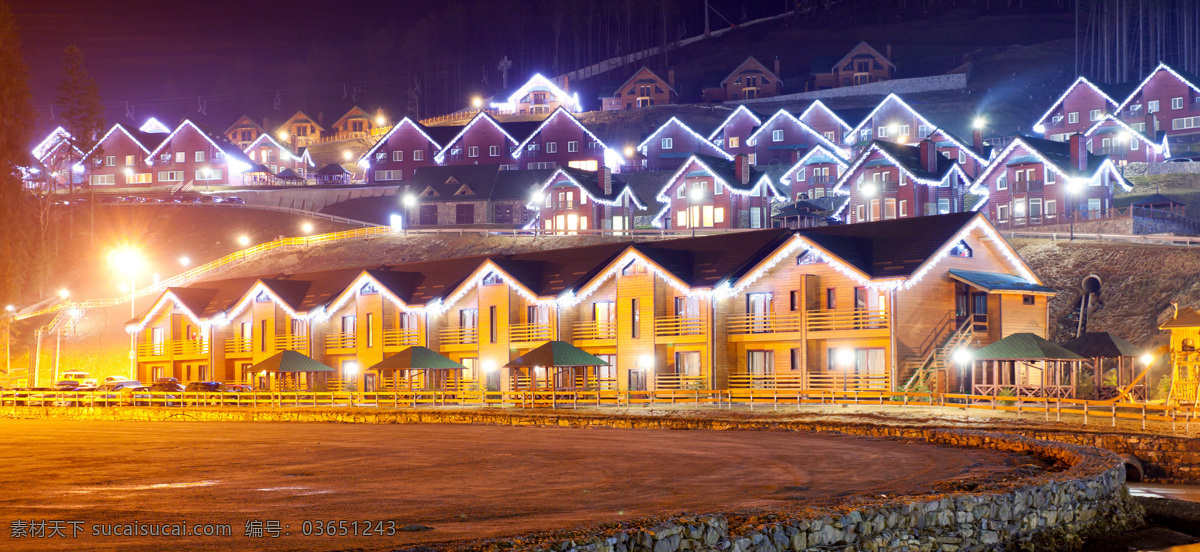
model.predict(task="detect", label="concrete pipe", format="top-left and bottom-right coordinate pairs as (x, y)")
top-left (1119, 453), bottom-right (1144, 482)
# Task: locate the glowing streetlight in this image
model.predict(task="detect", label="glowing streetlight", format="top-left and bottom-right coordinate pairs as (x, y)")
top-left (472, 97), bottom-right (483, 109)
top-left (4, 305), bottom-right (12, 378)
top-left (862, 182), bottom-right (878, 197)
top-left (402, 194), bottom-right (417, 208)
top-left (375, 116), bottom-right (386, 126)
top-left (972, 117), bottom-right (986, 130)
top-left (689, 187), bottom-right (704, 202)
top-left (639, 355), bottom-right (654, 369)
top-left (531, 191), bottom-right (544, 204)
top-left (278, 131), bottom-right (289, 141)
top-left (952, 348), bottom-right (972, 393)
top-left (108, 246), bottom-right (143, 379)
top-left (123, 167), bottom-right (133, 177)
top-left (887, 123), bottom-right (899, 135)
top-left (342, 150), bottom-right (352, 161)
top-left (302, 222), bottom-right (314, 234)
top-left (624, 146), bottom-right (635, 158)
top-left (237, 235), bottom-right (251, 247)
top-left (179, 256), bottom-right (190, 267)
top-left (58, 289), bottom-right (70, 299)
top-left (482, 360), bottom-right (497, 372)
top-left (1140, 353), bottom-right (1155, 366)
top-left (4, 305), bottom-right (12, 313)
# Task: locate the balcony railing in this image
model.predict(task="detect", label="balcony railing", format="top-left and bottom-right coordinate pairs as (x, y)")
top-left (325, 333), bottom-right (357, 350)
top-left (1012, 180), bottom-right (1044, 193)
top-left (439, 326), bottom-right (479, 346)
top-left (573, 321), bottom-right (617, 340)
top-left (806, 372), bottom-right (890, 391)
top-left (137, 340), bottom-right (209, 358)
top-left (383, 328), bottom-right (420, 348)
top-left (274, 334), bottom-right (308, 352)
top-left (728, 373), bottom-right (807, 389)
top-left (224, 337), bottom-right (253, 355)
top-left (806, 308), bottom-right (889, 332)
top-left (510, 322), bottom-right (552, 342)
top-left (726, 312), bottom-right (804, 335)
top-left (654, 316), bottom-right (706, 337)
top-left (654, 373), bottom-right (707, 390)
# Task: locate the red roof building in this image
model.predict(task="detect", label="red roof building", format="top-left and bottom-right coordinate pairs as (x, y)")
top-left (832, 140), bottom-right (971, 224)
top-left (601, 67), bottom-right (677, 110)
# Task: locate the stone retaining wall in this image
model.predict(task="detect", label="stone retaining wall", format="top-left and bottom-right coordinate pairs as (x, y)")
top-left (3, 407), bottom-right (1143, 551)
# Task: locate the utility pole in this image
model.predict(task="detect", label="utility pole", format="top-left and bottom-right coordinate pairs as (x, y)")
top-left (704, 0), bottom-right (710, 38)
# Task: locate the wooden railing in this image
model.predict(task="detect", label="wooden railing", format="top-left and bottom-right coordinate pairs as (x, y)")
top-left (439, 326), bottom-right (479, 346)
top-left (805, 308), bottom-right (888, 332)
top-left (573, 321), bottom-right (617, 340)
top-left (509, 323), bottom-right (551, 342)
top-left (726, 312), bottom-right (804, 335)
top-left (654, 316), bottom-right (705, 337)
top-left (274, 334), bottom-right (308, 351)
top-left (224, 337), bottom-right (253, 355)
top-left (728, 373), bottom-right (807, 389)
top-left (806, 372), bottom-right (890, 391)
top-left (325, 333), bottom-right (357, 350)
top-left (654, 373), bottom-right (707, 390)
top-left (383, 328), bottom-right (420, 348)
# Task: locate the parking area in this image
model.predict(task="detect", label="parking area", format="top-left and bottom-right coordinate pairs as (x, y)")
top-left (0, 418), bottom-right (1030, 551)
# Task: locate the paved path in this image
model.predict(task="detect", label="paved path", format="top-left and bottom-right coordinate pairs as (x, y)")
top-left (0, 419), bottom-right (1025, 551)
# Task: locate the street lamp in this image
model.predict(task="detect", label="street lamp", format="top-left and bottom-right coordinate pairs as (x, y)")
top-left (179, 256), bottom-right (190, 267)
top-left (472, 97), bottom-right (483, 109)
top-left (108, 247), bottom-right (143, 379)
top-left (402, 194), bottom-right (416, 208)
top-left (861, 182), bottom-right (878, 222)
top-left (972, 117), bottom-right (986, 130)
top-left (835, 348), bottom-right (855, 392)
top-left (5, 304), bottom-right (13, 381)
top-left (688, 186), bottom-right (704, 234)
top-left (344, 361), bottom-right (359, 391)
top-left (952, 348), bottom-right (972, 394)
top-left (237, 235), bottom-right (251, 247)
top-left (58, 289), bottom-right (69, 299)
top-left (1140, 353), bottom-right (1155, 366)
top-left (302, 222), bottom-right (314, 234)
top-left (1067, 178), bottom-right (1085, 241)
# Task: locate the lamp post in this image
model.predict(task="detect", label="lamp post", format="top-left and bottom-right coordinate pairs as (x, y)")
top-left (836, 348), bottom-right (855, 393)
top-left (5, 305), bottom-right (13, 382)
top-left (108, 248), bottom-right (142, 379)
top-left (688, 186), bottom-right (704, 235)
top-left (952, 348), bottom-right (972, 395)
top-left (861, 182), bottom-right (877, 222)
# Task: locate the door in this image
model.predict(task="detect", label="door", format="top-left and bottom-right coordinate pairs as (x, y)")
top-left (593, 301), bottom-right (615, 336)
top-left (150, 327), bottom-right (165, 356)
top-left (455, 204), bottom-right (475, 224)
top-left (971, 292), bottom-right (989, 332)
top-left (627, 369), bottom-right (646, 392)
top-left (746, 292), bottom-right (773, 333)
top-left (747, 350), bottom-right (775, 388)
top-left (674, 351), bottom-right (702, 379)
top-left (494, 204), bottom-right (513, 224)
top-left (459, 308), bottom-right (478, 343)
top-left (341, 315), bottom-right (356, 341)
top-left (675, 296), bottom-right (701, 335)
top-left (418, 204), bottom-right (438, 225)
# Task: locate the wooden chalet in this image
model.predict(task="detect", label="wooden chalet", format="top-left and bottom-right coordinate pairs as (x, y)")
top-left (329, 106), bottom-right (382, 140)
top-left (128, 212), bottom-right (1055, 395)
top-left (744, 108), bottom-right (848, 167)
top-left (511, 107), bottom-right (618, 172)
top-left (224, 116), bottom-right (267, 149)
top-left (780, 144), bottom-right (849, 201)
top-left (811, 42), bottom-right (896, 90)
top-left (601, 67), bottom-right (677, 110)
top-left (844, 94), bottom-right (937, 153)
top-left (637, 116), bottom-right (730, 171)
top-left (1033, 76), bottom-right (1134, 142)
top-left (277, 110), bottom-right (325, 148)
top-left (490, 74), bottom-right (581, 115)
top-left (80, 123), bottom-right (168, 188)
top-left (530, 166), bottom-right (649, 233)
top-left (702, 56), bottom-right (783, 103)
top-left (146, 120), bottom-right (258, 189)
top-left (29, 126), bottom-right (84, 189)
top-left (1115, 63), bottom-right (1200, 144)
top-left (832, 139), bottom-right (971, 224)
top-left (243, 133), bottom-right (314, 181)
top-left (797, 101), bottom-right (852, 145)
top-left (359, 117), bottom-right (450, 183)
top-left (1083, 115), bottom-right (1169, 164)
top-left (708, 105), bottom-right (764, 159)
top-left (972, 134), bottom-right (1131, 229)
top-left (650, 154), bottom-right (784, 230)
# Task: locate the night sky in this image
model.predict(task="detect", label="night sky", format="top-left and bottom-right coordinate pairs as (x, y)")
top-left (14, 0), bottom-right (798, 134)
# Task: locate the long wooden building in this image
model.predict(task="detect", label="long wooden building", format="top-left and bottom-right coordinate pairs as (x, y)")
top-left (127, 212), bottom-right (1053, 393)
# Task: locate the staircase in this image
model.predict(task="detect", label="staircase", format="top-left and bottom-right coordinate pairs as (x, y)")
top-left (901, 318), bottom-right (973, 392)
top-left (171, 179), bottom-right (194, 194)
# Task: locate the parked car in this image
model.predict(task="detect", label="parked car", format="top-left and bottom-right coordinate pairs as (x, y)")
top-left (1167, 152), bottom-right (1200, 162)
top-left (154, 377), bottom-right (179, 384)
top-left (101, 375), bottom-right (130, 384)
top-left (54, 380), bottom-right (82, 390)
top-left (224, 384), bottom-right (253, 393)
top-left (61, 370), bottom-right (96, 387)
top-left (223, 196), bottom-right (245, 204)
top-left (147, 381), bottom-right (185, 406)
top-left (184, 381), bottom-right (230, 393)
top-left (94, 380), bottom-right (143, 406)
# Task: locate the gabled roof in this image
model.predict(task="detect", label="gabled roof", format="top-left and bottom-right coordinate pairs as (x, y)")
top-left (31, 127), bottom-right (73, 160)
top-left (1061, 332), bottom-right (1143, 358)
top-left (720, 56), bottom-right (779, 86)
top-left (224, 115), bottom-right (265, 136)
top-left (649, 154), bottom-right (783, 227)
top-left (1082, 114), bottom-right (1166, 152)
top-left (746, 108), bottom-right (844, 154)
top-left (637, 117), bottom-right (731, 159)
top-left (948, 269), bottom-right (1055, 294)
top-left (846, 93), bottom-right (935, 140)
top-left (81, 123), bottom-right (167, 163)
top-left (927, 127), bottom-right (991, 163)
top-left (409, 164), bottom-right (554, 202)
top-left (278, 110), bottom-right (325, 133)
top-left (798, 100), bottom-right (852, 132)
top-left (832, 41), bottom-right (895, 71)
top-left (244, 133), bottom-right (305, 164)
top-left (971, 333), bottom-right (1085, 361)
top-left (1032, 76), bottom-right (1124, 130)
top-left (359, 117), bottom-right (444, 163)
top-left (707, 105), bottom-right (765, 140)
top-left (832, 140), bottom-right (960, 194)
top-left (145, 119), bottom-right (254, 170)
top-left (1160, 306), bottom-right (1200, 329)
top-left (490, 74), bottom-right (581, 113)
top-left (1115, 62), bottom-right (1200, 112)
top-left (532, 166), bottom-right (648, 209)
top-left (798, 212), bottom-right (982, 279)
top-left (331, 106), bottom-right (372, 128)
top-left (972, 134), bottom-right (1131, 190)
top-left (513, 106), bottom-right (615, 161)
top-left (433, 111), bottom-right (521, 163)
top-left (610, 66), bottom-right (676, 97)
top-left (781, 144), bottom-right (849, 183)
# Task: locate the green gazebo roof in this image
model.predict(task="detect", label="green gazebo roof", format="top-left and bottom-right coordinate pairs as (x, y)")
top-left (971, 333), bottom-right (1085, 361)
top-left (367, 346), bottom-right (467, 371)
top-left (505, 341), bottom-right (611, 368)
top-left (252, 350), bottom-right (336, 373)
top-left (1061, 332), bottom-right (1143, 358)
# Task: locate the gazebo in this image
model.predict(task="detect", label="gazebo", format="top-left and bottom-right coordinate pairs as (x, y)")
top-left (275, 168), bottom-right (306, 184)
top-left (1061, 332), bottom-right (1148, 401)
top-left (250, 350), bottom-right (335, 391)
top-left (504, 341), bottom-right (610, 391)
top-left (969, 333), bottom-right (1086, 400)
top-left (367, 346), bottom-right (467, 392)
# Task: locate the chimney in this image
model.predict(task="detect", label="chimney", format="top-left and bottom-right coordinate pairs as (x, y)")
top-left (668, 68), bottom-right (676, 91)
top-left (262, 117), bottom-right (271, 134)
top-left (317, 112), bottom-right (324, 127)
top-left (886, 43), bottom-right (892, 61)
top-left (773, 56), bottom-right (781, 78)
top-left (1069, 134), bottom-right (1086, 171)
top-left (972, 128), bottom-right (983, 155)
top-left (561, 75), bottom-right (569, 92)
top-left (735, 154), bottom-right (751, 185)
top-left (919, 139), bottom-right (937, 172)
top-left (601, 165), bottom-right (612, 196)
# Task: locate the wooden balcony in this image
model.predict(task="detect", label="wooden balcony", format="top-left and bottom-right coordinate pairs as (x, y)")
top-left (728, 373), bottom-right (807, 389)
top-left (806, 372), bottom-right (890, 392)
top-left (325, 332), bottom-right (357, 351)
top-left (654, 316), bottom-right (706, 342)
top-left (137, 340), bottom-right (209, 359)
top-left (509, 323), bottom-right (551, 343)
top-left (573, 321), bottom-right (617, 341)
top-left (726, 312), bottom-right (804, 336)
top-left (1012, 180), bottom-right (1044, 194)
top-left (805, 308), bottom-right (888, 334)
top-left (274, 334), bottom-right (308, 352)
top-left (383, 328), bottom-right (420, 349)
top-left (654, 373), bottom-right (707, 390)
top-left (439, 326), bottom-right (479, 347)
top-left (224, 337), bottom-right (254, 357)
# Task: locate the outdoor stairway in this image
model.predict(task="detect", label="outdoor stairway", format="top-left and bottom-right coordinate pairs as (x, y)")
top-left (901, 318), bottom-right (973, 392)
top-left (171, 179), bottom-right (194, 195)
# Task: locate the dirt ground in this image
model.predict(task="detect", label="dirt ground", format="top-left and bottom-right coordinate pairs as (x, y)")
top-left (0, 419), bottom-right (1028, 552)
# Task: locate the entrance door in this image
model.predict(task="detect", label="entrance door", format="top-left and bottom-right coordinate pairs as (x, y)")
top-left (593, 301), bottom-right (615, 337)
top-left (419, 204), bottom-right (438, 225)
top-left (459, 309), bottom-right (479, 344)
top-left (150, 327), bottom-right (166, 356)
top-left (971, 292), bottom-right (989, 332)
top-left (455, 204), bottom-right (475, 224)
top-left (747, 350), bottom-right (774, 388)
top-left (746, 293), bottom-right (773, 333)
top-left (627, 369), bottom-right (646, 392)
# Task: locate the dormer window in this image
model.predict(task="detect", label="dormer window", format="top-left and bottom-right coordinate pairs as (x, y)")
top-left (950, 240), bottom-right (972, 258)
top-left (482, 272), bottom-right (502, 286)
top-left (255, 291), bottom-right (271, 303)
top-left (360, 282), bottom-right (379, 295)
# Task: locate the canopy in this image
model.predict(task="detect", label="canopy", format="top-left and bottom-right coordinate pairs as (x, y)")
top-left (1061, 332), bottom-right (1143, 358)
top-left (367, 346), bottom-right (466, 371)
top-left (1131, 193), bottom-right (1184, 207)
top-left (275, 168), bottom-right (305, 180)
top-left (971, 333), bottom-right (1085, 361)
top-left (948, 269), bottom-right (1056, 294)
top-left (1160, 306), bottom-right (1200, 329)
top-left (504, 341), bottom-right (611, 368)
top-left (317, 163), bottom-right (349, 176)
top-left (252, 350), bottom-right (335, 373)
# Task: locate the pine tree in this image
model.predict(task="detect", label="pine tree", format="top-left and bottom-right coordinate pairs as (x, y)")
top-left (54, 45), bottom-right (105, 196)
top-left (0, 1), bottom-right (35, 304)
